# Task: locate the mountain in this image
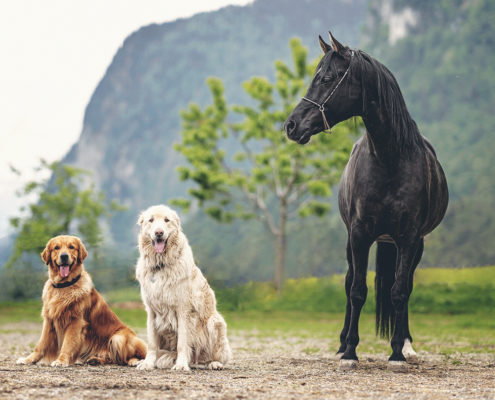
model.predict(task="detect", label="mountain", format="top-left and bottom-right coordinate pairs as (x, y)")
top-left (64, 0), bottom-right (368, 248)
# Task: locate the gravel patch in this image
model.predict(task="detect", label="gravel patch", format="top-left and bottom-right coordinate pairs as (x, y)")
top-left (1, 323), bottom-right (494, 399)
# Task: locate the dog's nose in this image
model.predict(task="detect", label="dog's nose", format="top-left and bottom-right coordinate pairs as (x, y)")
top-left (60, 253), bottom-right (69, 264)
top-left (284, 119), bottom-right (297, 137)
top-left (155, 229), bottom-right (164, 238)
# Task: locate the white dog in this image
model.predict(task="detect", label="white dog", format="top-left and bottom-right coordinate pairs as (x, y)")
top-left (135, 205), bottom-right (232, 371)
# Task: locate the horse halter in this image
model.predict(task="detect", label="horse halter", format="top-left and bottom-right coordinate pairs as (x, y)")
top-left (302, 50), bottom-right (354, 133)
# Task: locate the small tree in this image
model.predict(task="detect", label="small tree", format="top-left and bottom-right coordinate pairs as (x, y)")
top-left (173, 39), bottom-right (359, 293)
top-left (5, 160), bottom-right (121, 269)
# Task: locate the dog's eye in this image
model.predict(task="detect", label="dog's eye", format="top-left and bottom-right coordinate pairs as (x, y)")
top-left (69, 245), bottom-right (74, 249)
top-left (54, 246), bottom-right (60, 250)
top-left (149, 217), bottom-right (154, 223)
top-left (164, 218), bottom-right (169, 223)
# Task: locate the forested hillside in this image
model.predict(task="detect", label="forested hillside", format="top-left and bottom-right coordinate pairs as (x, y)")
top-left (364, 0), bottom-right (495, 266)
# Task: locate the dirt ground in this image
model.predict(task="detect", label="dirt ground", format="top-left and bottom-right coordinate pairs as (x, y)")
top-left (1, 323), bottom-right (494, 400)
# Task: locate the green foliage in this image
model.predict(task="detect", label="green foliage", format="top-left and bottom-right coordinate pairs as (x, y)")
top-left (3, 160), bottom-right (122, 271)
top-left (0, 262), bottom-right (46, 301)
top-left (99, 265), bottom-right (495, 316)
top-left (214, 270), bottom-right (495, 315)
top-left (215, 277), bottom-right (348, 313)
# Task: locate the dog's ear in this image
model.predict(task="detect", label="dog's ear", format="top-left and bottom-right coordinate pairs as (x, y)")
top-left (171, 210), bottom-right (181, 230)
top-left (77, 238), bottom-right (88, 263)
top-left (137, 212), bottom-right (144, 227)
top-left (41, 240), bottom-right (52, 265)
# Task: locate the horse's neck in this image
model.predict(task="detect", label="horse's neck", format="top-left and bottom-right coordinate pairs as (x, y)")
top-left (362, 105), bottom-right (399, 162)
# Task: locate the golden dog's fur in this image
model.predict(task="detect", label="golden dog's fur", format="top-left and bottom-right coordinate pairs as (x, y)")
top-left (16, 235), bottom-right (146, 367)
top-left (135, 205), bottom-right (232, 371)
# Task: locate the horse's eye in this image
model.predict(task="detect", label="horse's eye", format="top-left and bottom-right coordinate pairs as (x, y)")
top-left (149, 217), bottom-right (154, 223)
top-left (165, 218), bottom-right (169, 223)
top-left (322, 76), bottom-right (333, 84)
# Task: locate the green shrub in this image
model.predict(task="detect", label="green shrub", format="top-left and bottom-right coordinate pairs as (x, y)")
top-left (215, 276), bottom-right (495, 315)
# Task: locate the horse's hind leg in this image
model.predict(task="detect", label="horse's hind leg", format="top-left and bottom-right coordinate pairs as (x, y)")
top-left (336, 240), bottom-right (353, 359)
top-left (339, 231), bottom-right (372, 370)
top-left (389, 237), bottom-right (422, 370)
top-left (401, 239), bottom-right (423, 364)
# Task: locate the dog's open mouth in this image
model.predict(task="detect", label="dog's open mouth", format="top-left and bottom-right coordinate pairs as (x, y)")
top-left (152, 238), bottom-right (167, 254)
top-left (57, 262), bottom-right (73, 278)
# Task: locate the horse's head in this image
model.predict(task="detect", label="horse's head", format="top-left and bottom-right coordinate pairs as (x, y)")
top-left (285, 33), bottom-right (361, 144)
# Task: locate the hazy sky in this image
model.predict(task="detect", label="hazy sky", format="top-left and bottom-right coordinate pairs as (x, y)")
top-left (0, 0), bottom-right (252, 237)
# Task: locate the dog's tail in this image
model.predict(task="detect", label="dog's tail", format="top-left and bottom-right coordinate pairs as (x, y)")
top-left (109, 331), bottom-right (147, 365)
top-left (375, 241), bottom-right (397, 339)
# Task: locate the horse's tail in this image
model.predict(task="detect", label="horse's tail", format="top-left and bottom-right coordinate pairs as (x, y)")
top-left (375, 241), bottom-right (397, 339)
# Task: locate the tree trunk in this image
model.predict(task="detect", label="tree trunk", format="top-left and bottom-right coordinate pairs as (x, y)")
top-left (274, 199), bottom-right (287, 295)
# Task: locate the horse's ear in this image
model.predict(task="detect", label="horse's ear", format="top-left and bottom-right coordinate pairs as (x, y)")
top-left (318, 35), bottom-right (332, 54)
top-left (328, 31), bottom-right (344, 54)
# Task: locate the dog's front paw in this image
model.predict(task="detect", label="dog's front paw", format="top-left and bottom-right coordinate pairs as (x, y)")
top-left (16, 357), bottom-right (31, 365)
top-left (127, 358), bottom-right (141, 367)
top-left (172, 362), bottom-right (190, 372)
top-left (51, 359), bottom-right (69, 367)
top-left (208, 361), bottom-right (224, 370)
top-left (136, 358), bottom-right (155, 370)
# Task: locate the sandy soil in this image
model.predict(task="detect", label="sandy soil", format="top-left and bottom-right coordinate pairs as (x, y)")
top-left (1, 322), bottom-right (494, 399)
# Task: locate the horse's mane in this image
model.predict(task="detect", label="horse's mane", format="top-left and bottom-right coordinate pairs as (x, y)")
top-left (351, 50), bottom-right (425, 153)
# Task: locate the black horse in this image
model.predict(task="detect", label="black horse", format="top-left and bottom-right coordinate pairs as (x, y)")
top-left (285, 33), bottom-right (448, 370)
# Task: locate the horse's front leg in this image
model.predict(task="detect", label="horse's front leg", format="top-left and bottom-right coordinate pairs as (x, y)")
top-left (336, 240), bottom-right (353, 358)
top-left (339, 230), bottom-right (372, 370)
top-left (389, 237), bottom-right (422, 370)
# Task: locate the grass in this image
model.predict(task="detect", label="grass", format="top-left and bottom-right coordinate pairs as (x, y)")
top-left (1, 266), bottom-right (494, 356)
top-left (2, 301), bottom-right (493, 356)
top-left (0, 300), bottom-right (44, 325)
top-left (222, 310), bottom-right (495, 355)
top-left (413, 265), bottom-right (495, 285)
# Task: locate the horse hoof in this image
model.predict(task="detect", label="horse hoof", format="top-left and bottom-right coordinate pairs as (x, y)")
top-left (338, 359), bottom-right (358, 371)
top-left (402, 339), bottom-right (418, 364)
top-left (387, 361), bottom-right (408, 372)
top-left (333, 352), bottom-right (344, 361)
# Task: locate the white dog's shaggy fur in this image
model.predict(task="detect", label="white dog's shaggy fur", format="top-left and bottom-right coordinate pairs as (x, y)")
top-left (135, 205), bottom-right (232, 371)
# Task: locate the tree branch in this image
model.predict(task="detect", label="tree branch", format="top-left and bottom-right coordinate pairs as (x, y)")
top-left (242, 187), bottom-right (279, 235)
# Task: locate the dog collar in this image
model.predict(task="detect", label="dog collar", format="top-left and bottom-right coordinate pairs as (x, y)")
top-left (52, 274), bottom-right (81, 289)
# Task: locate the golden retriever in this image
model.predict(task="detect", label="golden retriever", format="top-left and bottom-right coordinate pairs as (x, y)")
top-left (16, 235), bottom-right (146, 367)
top-left (135, 205), bottom-right (232, 371)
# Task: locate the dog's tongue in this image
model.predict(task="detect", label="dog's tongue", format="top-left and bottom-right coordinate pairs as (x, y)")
top-left (60, 266), bottom-right (70, 278)
top-left (154, 241), bottom-right (165, 253)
